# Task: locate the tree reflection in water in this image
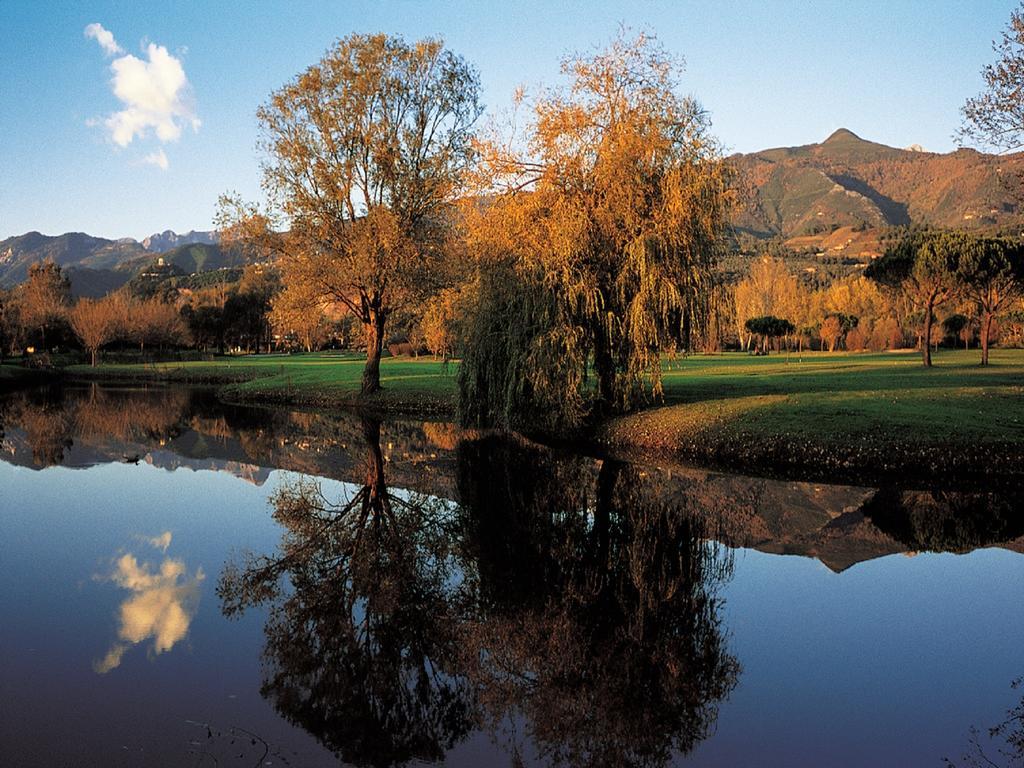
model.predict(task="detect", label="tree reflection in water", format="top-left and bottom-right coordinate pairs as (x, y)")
top-left (456, 436), bottom-right (739, 768)
top-left (219, 426), bottom-right (739, 768)
top-left (2, 383), bottom-right (191, 467)
top-left (219, 416), bottom-right (473, 767)
top-left (864, 488), bottom-right (1024, 553)
top-left (946, 677), bottom-right (1024, 767)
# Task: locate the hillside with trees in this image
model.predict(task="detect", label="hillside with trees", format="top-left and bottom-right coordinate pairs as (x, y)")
top-left (731, 128), bottom-right (1024, 247)
top-left (0, 229), bottom-right (224, 292)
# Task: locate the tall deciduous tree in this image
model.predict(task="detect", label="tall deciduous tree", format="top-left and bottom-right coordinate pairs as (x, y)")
top-left (867, 231), bottom-right (964, 367)
top-left (957, 237), bottom-right (1024, 365)
top-left (69, 297), bottom-right (120, 366)
top-left (733, 257), bottom-right (802, 351)
top-left (16, 262), bottom-right (71, 350)
top-left (250, 34), bottom-right (481, 394)
top-left (269, 281), bottom-right (329, 353)
top-left (461, 30), bottom-right (733, 428)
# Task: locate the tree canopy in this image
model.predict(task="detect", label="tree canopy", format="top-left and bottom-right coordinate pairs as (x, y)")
top-left (866, 230), bottom-right (967, 366)
top-left (956, 236), bottom-right (1024, 364)
top-left (240, 33), bottom-right (482, 393)
top-left (459, 30), bottom-right (733, 430)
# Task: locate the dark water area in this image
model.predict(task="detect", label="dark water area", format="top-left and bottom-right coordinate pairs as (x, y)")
top-left (1, 383), bottom-right (1022, 767)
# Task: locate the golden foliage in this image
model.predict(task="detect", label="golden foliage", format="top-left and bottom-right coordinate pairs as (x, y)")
top-left (460, 30), bottom-right (733, 427)
top-left (241, 33), bottom-right (481, 393)
top-left (69, 297), bottom-right (120, 366)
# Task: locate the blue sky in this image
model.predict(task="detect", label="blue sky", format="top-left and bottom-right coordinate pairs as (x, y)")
top-left (0, 0), bottom-right (1016, 241)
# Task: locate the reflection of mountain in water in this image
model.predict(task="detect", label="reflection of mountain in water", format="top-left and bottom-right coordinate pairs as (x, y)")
top-left (1, 384), bottom-right (1022, 569)
top-left (0, 384), bottom-right (459, 495)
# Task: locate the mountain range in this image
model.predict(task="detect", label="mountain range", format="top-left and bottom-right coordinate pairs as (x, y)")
top-left (731, 128), bottom-right (1024, 250)
top-left (0, 229), bottom-right (227, 296)
top-left (141, 229), bottom-right (217, 252)
top-left (4, 129), bottom-right (1024, 294)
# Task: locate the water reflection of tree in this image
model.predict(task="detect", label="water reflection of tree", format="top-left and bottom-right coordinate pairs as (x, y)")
top-left (73, 383), bottom-right (189, 443)
top-left (3, 385), bottom-right (192, 466)
top-left (946, 677), bottom-right (1024, 767)
top-left (221, 428), bottom-right (739, 768)
top-left (15, 387), bottom-right (73, 466)
top-left (456, 436), bottom-right (739, 768)
top-left (219, 416), bottom-right (473, 767)
top-left (864, 489), bottom-right (1024, 553)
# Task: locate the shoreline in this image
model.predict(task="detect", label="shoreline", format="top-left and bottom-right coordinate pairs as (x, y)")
top-left (9, 355), bottom-right (1021, 487)
top-left (590, 419), bottom-right (1024, 489)
top-left (58, 362), bottom-right (457, 418)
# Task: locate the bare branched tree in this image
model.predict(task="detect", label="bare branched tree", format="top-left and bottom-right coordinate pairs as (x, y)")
top-left (960, 4), bottom-right (1024, 152)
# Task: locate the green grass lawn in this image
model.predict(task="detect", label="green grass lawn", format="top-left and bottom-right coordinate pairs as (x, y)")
top-left (66, 352), bottom-right (458, 413)
top-left (650, 348), bottom-right (1024, 443)
top-left (63, 348), bottom-right (1024, 474)
top-left (598, 348), bottom-right (1024, 480)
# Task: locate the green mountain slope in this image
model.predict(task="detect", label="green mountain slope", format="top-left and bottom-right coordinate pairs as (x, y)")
top-left (732, 128), bottom-right (1024, 238)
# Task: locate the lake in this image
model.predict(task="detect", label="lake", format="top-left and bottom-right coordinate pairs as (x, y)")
top-left (1, 383), bottom-right (1022, 767)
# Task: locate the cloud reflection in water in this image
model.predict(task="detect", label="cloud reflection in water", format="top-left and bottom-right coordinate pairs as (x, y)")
top-left (95, 532), bottom-right (204, 674)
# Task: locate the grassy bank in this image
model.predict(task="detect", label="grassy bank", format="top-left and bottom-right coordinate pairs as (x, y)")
top-left (59, 348), bottom-right (1024, 481)
top-left (66, 353), bottom-right (458, 415)
top-left (598, 348), bottom-right (1024, 482)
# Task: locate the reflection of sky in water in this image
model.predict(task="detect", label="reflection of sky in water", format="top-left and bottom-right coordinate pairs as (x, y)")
top-left (94, 532), bottom-right (204, 674)
top-left (1, 401), bottom-right (1024, 766)
top-left (0, 459), bottom-right (342, 767)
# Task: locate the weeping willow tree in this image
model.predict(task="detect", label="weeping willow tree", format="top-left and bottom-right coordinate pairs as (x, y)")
top-left (459, 30), bottom-right (734, 430)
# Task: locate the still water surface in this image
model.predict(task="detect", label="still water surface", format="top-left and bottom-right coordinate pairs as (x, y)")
top-left (0, 383), bottom-right (1022, 767)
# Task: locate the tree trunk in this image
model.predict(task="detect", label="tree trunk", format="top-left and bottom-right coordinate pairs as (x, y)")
top-left (593, 459), bottom-right (618, 579)
top-left (91, 348), bottom-right (97, 367)
top-left (922, 298), bottom-right (934, 367)
top-left (592, 331), bottom-right (617, 410)
top-left (361, 310), bottom-right (386, 395)
top-left (362, 416), bottom-right (386, 506)
top-left (981, 310), bottom-right (993, 366)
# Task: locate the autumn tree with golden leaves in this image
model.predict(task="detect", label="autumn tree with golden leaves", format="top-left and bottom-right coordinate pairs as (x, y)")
top-left (733, 257), bottom-right (802, 351)
top-left (239, 34), bottom-right (481, 394)
top-left (460, 31), bottom-right (733, 430)
top-left (269, 281), bottom-right (329, 353)
top-left (69, 297), bottom-right (121, 367)
top-left (16, 262), bottom-right (71, 350)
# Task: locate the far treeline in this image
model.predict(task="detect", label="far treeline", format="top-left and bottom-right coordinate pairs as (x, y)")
top-left (3, 13), bottom-right (1024, 430)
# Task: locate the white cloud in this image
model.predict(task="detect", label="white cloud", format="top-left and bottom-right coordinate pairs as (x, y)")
top-left (86, 24), bottom-right (200, 169)
top-left (84, 22), bottom-right (123, 57)
top-left (143, 148), bottom-right (169, 171)
top-left (105, 43), bottom-right (200, 147)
